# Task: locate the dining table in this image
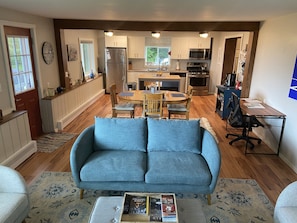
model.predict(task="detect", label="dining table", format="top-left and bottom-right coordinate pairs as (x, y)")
top-left (118, 90), bottom-right (188, 105)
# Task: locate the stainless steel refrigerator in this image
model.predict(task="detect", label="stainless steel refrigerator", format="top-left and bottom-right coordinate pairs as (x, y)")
top-left (105, 48), bottom-right (127, 93)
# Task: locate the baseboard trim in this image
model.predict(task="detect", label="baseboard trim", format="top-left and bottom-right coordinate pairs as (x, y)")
top-left (57, 89), bottom-right (105, 130)
top-left (1, 140), bottom-right (37, 169)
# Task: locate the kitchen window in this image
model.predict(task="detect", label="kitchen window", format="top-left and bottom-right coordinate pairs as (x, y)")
top-left (144, 37), bottom-right (171, 67)
top-left (80, 39), bottom-right (95, 76)
top-left (145, 46), bottom-right (170, 66)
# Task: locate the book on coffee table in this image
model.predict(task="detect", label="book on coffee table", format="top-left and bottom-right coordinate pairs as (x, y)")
top-left (120, 192), bottom-right (178, 223)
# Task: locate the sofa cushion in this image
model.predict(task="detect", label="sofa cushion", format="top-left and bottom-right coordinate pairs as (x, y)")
top-left (274, 207), bottom-right (297, 223)
top-left (145, 151), bottom-right (211, 185)
top-left (94, 117), bottom-right (147, 152)
top-left (147, 118), bottom-right (201, 154)
top-left (0, 193), bottom-right (29, 223)
top-left (80, 151), bottom-right (146, 182)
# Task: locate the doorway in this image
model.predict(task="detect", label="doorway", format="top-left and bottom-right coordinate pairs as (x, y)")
top-left (4, 26), bottom-right (43, 139)
top-left (221, 37), bottom-right (241, 85)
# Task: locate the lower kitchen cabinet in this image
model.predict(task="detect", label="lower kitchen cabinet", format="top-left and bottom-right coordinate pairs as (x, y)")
top-left (215, 85), bottom-right (241, 119)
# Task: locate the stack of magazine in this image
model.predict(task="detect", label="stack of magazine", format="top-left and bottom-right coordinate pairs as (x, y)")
top-left (120, 193), bottom-right (178, 223)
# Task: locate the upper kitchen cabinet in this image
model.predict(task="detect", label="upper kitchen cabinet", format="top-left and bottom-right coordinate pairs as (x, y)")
top-left (198, 37), bottom-right (211, 48)
top-left (105, 36), bottom-right (127, 48)
top-left (128, 36), bottom-right (145, 58)
top-left (170, 37), bottom-right (189, 59)
top-left (188, 37), bottom-right (211, 49)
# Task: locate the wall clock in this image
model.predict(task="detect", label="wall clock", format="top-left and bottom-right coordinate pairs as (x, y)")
top-left (42, 41), bottom-right (54, 65)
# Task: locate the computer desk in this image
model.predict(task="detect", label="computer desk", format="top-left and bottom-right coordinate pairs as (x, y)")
top-left (240, 100), bottom-right (286, 155)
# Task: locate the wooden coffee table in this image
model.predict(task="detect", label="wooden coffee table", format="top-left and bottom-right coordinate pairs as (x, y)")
top-left (88, 196), bottom-right (206, 223)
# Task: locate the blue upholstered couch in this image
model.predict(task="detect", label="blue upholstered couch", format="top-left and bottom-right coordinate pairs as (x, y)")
top-left (70, 117), bottom-right (221, 204)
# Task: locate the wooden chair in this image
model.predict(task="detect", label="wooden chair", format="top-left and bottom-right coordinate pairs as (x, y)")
top-left (110, 84), bottom-right (135, 118)
top-left (187, 85), bottom-right (194, 96)
top-left (142, 92), bottom-right (163, 118)
top-left (167, 94), bottom-right (192, 120)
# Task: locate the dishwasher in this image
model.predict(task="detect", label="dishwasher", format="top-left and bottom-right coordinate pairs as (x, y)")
top-left (170, 72), bottom-right (187, 93)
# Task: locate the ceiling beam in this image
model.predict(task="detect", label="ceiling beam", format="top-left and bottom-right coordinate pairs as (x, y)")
top-left (54, 20), bottom-right (260, 32)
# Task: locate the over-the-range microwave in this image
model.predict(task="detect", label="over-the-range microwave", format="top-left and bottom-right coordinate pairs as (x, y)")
top-left (189, 49), bottom-right (211, 60)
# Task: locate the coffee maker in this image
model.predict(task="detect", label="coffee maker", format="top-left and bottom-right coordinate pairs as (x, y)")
top-left (225, 73), bottom-right (236, 87)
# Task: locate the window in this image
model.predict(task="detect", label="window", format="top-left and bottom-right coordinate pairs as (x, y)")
top-left (7, 36), bottom-right (35, 94)
top-left (80, 39), bottom-right (95, 76)
top-left (145, 46), bottom-right (170, 66)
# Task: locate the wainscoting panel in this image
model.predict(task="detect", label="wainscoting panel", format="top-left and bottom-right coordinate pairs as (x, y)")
top-left (41, 77), bottom-right (104, 133)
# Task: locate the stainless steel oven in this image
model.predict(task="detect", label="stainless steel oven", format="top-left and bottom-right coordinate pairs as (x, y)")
top-left (187, 62), bottom-right (210, 96)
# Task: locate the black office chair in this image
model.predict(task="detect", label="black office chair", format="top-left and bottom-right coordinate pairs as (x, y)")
top-left (226, 92), bottom-right (264, 150)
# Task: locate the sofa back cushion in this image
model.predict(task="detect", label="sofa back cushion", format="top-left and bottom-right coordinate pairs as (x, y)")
top-left (94, 117), bottom-right (147, 152)
top-left (147, 118), bottom-right (201, 154)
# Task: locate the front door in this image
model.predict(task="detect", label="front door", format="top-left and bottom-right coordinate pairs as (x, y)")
top-left (4, 26), bottom-right (43, 139)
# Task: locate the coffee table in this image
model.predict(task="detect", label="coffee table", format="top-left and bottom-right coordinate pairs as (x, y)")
top-left (88, 196), bottom-right (206, 223)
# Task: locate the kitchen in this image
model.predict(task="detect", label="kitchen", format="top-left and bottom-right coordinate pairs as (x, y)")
top-left (62, 30), bottom-right (244, 97)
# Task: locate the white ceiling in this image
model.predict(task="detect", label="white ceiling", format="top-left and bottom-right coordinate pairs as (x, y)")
top-left (0, 0), bottom-right (297, 22)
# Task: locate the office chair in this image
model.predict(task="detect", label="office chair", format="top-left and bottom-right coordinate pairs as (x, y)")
top-left (110, 84), bottom-right (135, 118)
top-left (226, 92), bottom-right (264, 151)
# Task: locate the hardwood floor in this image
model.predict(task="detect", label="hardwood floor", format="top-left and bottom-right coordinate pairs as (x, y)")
top-left (16, 94), bottom-right (297, 205)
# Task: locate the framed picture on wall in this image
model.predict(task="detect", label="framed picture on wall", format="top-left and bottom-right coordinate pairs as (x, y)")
top-left (67, 44), bottom-right (78, 61)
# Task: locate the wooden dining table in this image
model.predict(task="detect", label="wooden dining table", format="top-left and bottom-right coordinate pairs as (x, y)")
top-left (118, 90), bottom-right (188, 105)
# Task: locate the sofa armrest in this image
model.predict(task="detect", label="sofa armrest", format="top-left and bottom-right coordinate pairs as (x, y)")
top-left (70, 125), bottom-right (95, 185)
top-left (275, 181), bottom-right (297, 208)
top-left (200, 128), bottom-right (221, 192)
top-left (0, 165), bottom-right (28, 194)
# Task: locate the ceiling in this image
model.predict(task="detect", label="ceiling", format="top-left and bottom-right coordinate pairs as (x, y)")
top-left (0, 0), bottom-right (297, 22)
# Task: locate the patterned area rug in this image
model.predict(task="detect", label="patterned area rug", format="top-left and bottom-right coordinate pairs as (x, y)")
top-left (36, 133), bottom-right (77, 153)
top-left (26, 172), bottom-right (274, 223)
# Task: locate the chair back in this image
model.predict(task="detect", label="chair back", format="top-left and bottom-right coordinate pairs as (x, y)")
top-left (187, 85), bottom-right (194, 96)
top-left (227, 92), bottom-right (244, 127)
top-left (109, 84), bottom-right (118, 107)
top-left (143, 93), bottom-right (163, 118)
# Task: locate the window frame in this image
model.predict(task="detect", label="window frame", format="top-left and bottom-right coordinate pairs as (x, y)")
top-left (145, 46), bottom-right (171, 67)
top-left (79, 38), bottom-right (95, 77)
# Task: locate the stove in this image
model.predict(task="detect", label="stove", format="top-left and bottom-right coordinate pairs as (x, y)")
top-left (186, 62), bottom-right (210, 96)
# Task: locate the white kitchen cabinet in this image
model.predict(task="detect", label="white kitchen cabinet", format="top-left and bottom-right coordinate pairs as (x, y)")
top-left (197, 37), bottom-right (211, 48)
top-left (105, 36), bottom-right (127, 48)
top-left (187, 37), bottom-right (199, 49)
top-left (128, 36), bottom-right (145, 58)
top-left (171, 37), bottom-right (189, 59)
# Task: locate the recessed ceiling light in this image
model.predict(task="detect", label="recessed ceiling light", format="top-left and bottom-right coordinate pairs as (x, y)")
top-left (152, 32), bottom-right (161, 38)
top-left (104, 31), bottom-right (114, 37)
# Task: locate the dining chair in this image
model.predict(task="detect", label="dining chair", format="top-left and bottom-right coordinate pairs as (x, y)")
top-left (167, 94), bottom-right (192, 120)
top-left (110, 84), bottom-right (135, 118)
top-left (142, 92), bottom-right (163, 118)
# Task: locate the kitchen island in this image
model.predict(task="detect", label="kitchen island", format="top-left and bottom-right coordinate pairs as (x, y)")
top-left (138, 73), bottom-right (181, 91)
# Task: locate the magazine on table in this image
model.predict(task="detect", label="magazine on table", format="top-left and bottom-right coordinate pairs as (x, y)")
top-left (120, 193), bottom-right (178, 223)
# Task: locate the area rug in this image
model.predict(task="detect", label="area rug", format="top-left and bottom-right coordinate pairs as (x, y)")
top-left (36, 133), bottom-right (77, 153)
top-left (25, 172), bottom-right (274, 223)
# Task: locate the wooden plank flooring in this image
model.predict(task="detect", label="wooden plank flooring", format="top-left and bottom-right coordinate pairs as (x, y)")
top-left (16, 94), bottom-right (297, 204)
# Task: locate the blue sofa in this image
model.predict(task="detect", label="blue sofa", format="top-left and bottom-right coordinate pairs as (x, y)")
top-left (70, 117), bottom-right (221, 204)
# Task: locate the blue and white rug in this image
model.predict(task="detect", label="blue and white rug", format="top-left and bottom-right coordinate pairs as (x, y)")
top-left (26, 172), bottom-right (274, 223)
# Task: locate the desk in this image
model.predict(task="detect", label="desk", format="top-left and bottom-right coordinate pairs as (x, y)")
top-left (118, 90), bottom-right (187, 104)
top-left (240, 100), bottom-right (286, 155)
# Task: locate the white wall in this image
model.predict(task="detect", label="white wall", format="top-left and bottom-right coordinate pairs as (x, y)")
top-left (250, 12), bottom-right (297, 172)
top-left (64, 29), bottom-right (102, 84)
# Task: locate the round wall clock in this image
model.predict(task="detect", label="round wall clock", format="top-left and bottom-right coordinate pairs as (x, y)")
top-left (42, 41), bottom-right (54, 65)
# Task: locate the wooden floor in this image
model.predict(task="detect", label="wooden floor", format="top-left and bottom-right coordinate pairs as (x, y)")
top-left (16, 94), bottom-right (297, 205)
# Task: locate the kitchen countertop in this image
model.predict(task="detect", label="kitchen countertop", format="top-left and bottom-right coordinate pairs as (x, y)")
top-left (128, 69), bottom-right (188, 73)
top-left (138, 73), bottom-right (181, 80)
